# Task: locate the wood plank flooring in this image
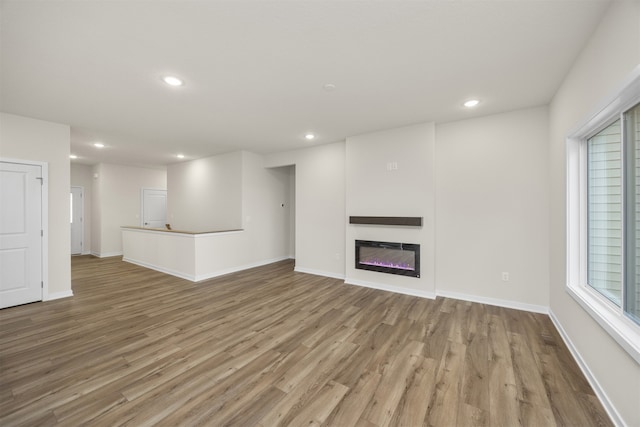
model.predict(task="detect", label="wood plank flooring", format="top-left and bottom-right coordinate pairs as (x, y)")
top-left (1, 256), bottom-right (612, 426)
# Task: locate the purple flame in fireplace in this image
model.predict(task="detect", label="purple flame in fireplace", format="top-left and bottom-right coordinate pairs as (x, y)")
top-left (359, 258), bottom-right (415, 271)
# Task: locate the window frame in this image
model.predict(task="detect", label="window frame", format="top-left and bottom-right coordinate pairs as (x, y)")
top-left (566, 66), bottom-right (640, 364)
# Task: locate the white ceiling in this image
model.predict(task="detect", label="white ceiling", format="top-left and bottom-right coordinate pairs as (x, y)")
top-left (1, 0), bottom-right (610, 168)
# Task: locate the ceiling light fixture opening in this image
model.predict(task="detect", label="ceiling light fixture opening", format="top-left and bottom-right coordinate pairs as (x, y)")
top-left (94, 142), bottom-right (105, 148)
top-left (323, 83), bottom-right (336, 92)
top-left (305, 133), bottom-right (315, 140)
top-left (163, 76), bottom-right (184, 87)
top-left (69, 154), bottom-right (78, 159)
top-left (464, 99), bottom-right (480, 108)
top-left (177, 154), bottom-right (185, 159)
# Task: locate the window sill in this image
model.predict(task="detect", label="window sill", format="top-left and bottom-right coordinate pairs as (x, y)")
top-left (567, 284), bottom-right (640, 364)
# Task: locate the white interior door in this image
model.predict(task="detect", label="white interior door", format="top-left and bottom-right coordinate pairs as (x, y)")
top-left (70, 186), bottom-right (83, 254)
top-left (142, 189), bottom-right (167, 228)
top-left (0, 162), bottom-right (43, 308)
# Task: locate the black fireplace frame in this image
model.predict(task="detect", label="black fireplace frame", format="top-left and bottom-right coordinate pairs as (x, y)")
top-left (355, 240), bottom-right (420, 278)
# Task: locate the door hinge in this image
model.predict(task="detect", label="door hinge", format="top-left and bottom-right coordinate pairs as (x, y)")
top-left (41, 281), bottom-right (43, 288)
top-left (41, 230), bottom-right (43, 237)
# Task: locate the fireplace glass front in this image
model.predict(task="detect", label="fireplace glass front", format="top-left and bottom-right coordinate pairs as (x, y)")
top-left (355, 240), bottom-right (420, 278)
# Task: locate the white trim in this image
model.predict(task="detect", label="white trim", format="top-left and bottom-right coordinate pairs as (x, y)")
top-left (195, 256), bottom-right (290, 282)
top-left (436, 289), bottom-right (548, 314)
top-left (344, 277), bottom-right (435, 299)
top-left (566, 286), bottom-right (640, 364)
top-left (121, 227), bottom-right (193, 237)
top-left (120, 226), bottom-right (243, 238)
top-left (566, 66), bottom-right (640, 364)
top-left (295, 266), bottom-right (345, 280)
top-left (41, 162), bottom-right (49, 302)
top-left (1, 157), bottom-right (49, 303)
top-left (548, 309), bottom-right (625, 427)
top-left (45, 290), bottom-right (74, 301)
top-left (318, 273), bottom-right (548, 313)
top-left (568, 65), bottom-right (640, 139)
top-left (193, 230), bottom-right (243, 238)
top-left (70, 185), bottom-right (84, 255)
top-left (123, 255), bottom-right (291, 283)
top-left (123, 257), bottom-right (195, 281)
top-left (90, 251), bottom-right (123, 258)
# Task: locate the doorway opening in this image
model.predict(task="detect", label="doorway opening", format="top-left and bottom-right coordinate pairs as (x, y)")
top-left (1, 160), bottom-right (46, 308)
top-left (70, 186), bottom-right (83, 254)
top-left (141, 188), bottom-right (167, 228)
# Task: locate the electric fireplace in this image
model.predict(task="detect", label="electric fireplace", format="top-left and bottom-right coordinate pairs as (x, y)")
top-left (355, 240), bottom-right (420, 278)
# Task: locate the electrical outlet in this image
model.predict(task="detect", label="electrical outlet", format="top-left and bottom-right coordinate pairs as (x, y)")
top-left (502, 272), bottom-right (509, 281)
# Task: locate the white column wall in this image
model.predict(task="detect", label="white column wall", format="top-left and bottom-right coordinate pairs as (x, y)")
top-left (0, 112), bottom-right (71, 298)
top-left (436, 107), bottom-right (549, 311)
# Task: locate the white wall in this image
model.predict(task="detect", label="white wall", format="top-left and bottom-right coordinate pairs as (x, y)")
top-left (345, 123), bottom-right (436, 297)
top-left (70, 163), bottom-right (92, 254)
top-left (240, 151), bottom-right (291, 264)
top-left (265, 142), bottom-right (346, 278)
top-left (92, 163), bottom-right (166, 256)
top-left (436, 107), bottom-right (549, 311)
top-left (0, 112), bottom-right (71, 298)
top-left (167, 151), bottom-right (242, 231)
top-left (549, 1), bottom-right (640, 425)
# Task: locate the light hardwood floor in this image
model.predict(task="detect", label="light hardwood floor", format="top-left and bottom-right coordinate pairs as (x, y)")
top-left (1, 256), bottom-right (611, 426)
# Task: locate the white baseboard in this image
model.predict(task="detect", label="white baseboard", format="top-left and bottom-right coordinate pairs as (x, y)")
top-left (91, 251), bottom-right (123, 258)
top-left (45, 290), bottom-right (74, 301)
top-left (294, 266), bottom-right (345, 280)
top-left (436, 289), bottom-right (548, 314)
top-left (195, 256), bottom-right (291, 282)
top-left (344, 277), bottom-right (436, 299)
top-left (122, 257), bottom-right (196, 281)
top-left (123, 256), bottom-right (292, 283)
top-left (548, 310), bottom-right (624, 427)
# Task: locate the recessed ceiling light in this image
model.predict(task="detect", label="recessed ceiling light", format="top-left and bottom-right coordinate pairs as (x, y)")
top-left (177, 154), bottom-right (185, 159)
top-left (305, 133), bottom-right (315, 140)
top-left (69, 154), bottom-right (78, 159)
top-left (464, 99), bottom-right (480, 108)
top-left (323, 83), bottom-right (336, 92)
top-left (163, 76), bottom-right (183, 87)
top-left (94, 142), bottom-right (105, 148)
